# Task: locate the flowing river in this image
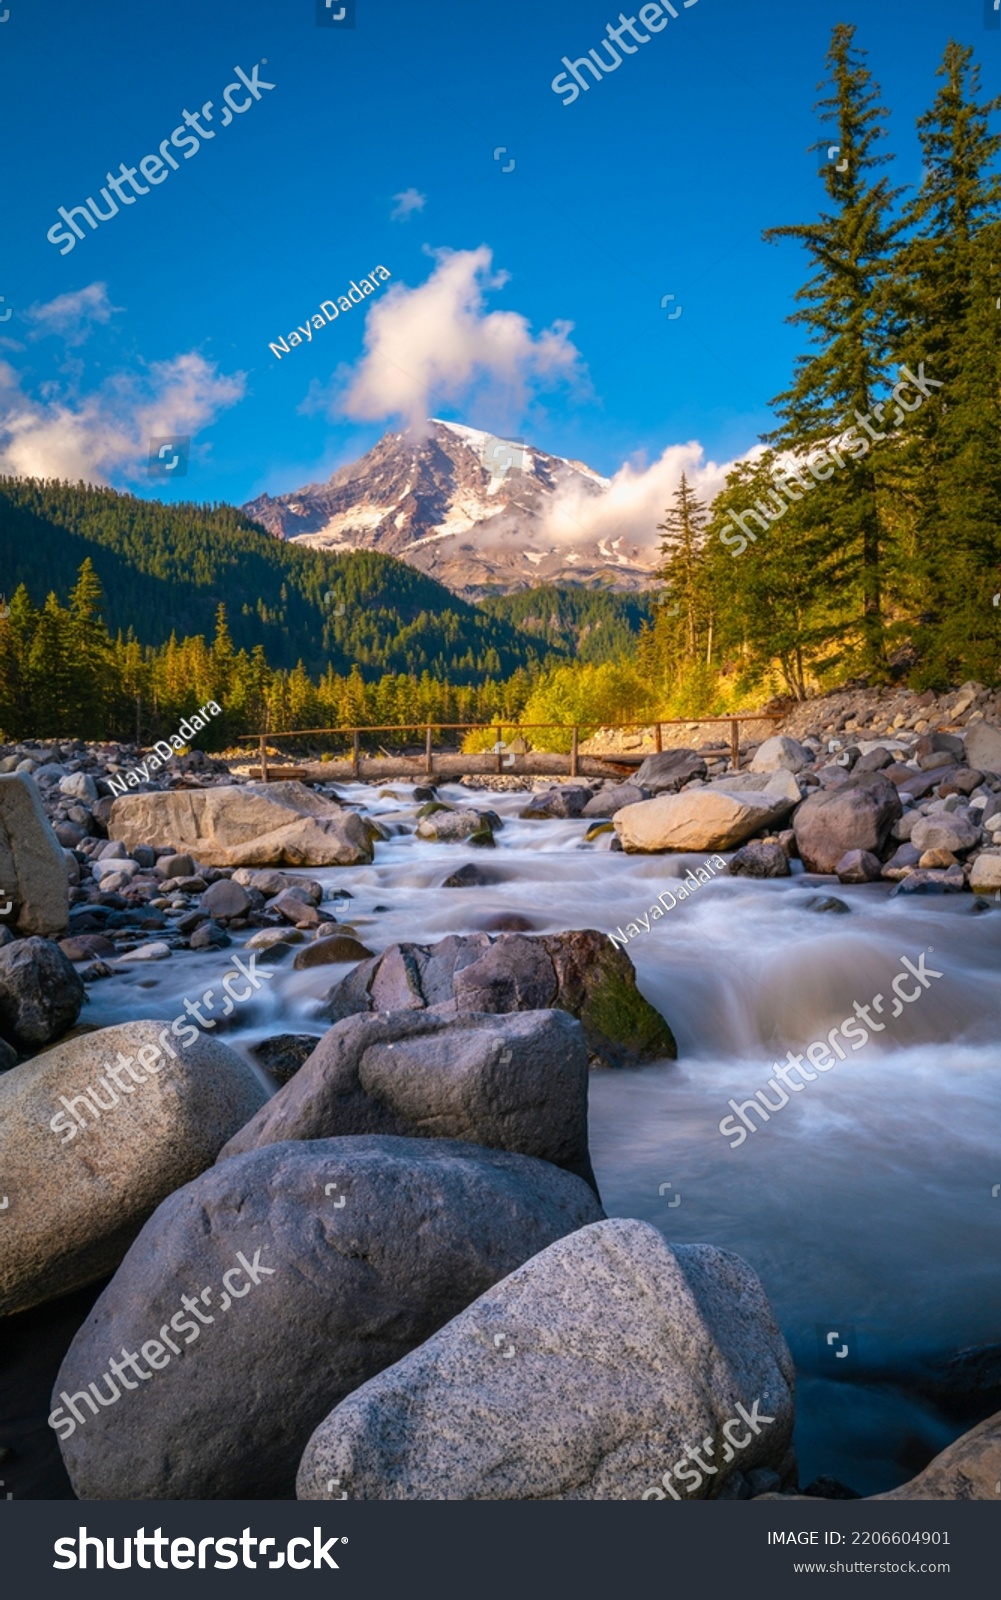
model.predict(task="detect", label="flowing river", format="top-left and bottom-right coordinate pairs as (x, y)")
top-left (83, 780), bottom-right (1001, 1497)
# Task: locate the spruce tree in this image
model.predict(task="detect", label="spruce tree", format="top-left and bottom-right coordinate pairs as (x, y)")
top-left (655, 473), bottom-right (709, 666)
top-left (28, 595), bottom-right (75, 735)
top-left (896, 41), bottom-right (1001, 684)
top-left (763, 22), bottom-right (904, 674)
top-left (67, 558), bottom-right (113, 736)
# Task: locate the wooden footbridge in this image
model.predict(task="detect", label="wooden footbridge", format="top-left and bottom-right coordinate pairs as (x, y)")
top-left (242, 715), bottom-right (784, 785)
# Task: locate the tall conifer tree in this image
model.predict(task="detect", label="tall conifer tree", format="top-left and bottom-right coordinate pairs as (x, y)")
top-left (763, 23), bottom-right (903, 674)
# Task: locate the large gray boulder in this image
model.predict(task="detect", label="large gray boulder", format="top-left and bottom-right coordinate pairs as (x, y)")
top-left (0, 773), bottom-right (70, 937)
top-left (297, 1219), bottom-right (795, 1502)
top-left (792, 772), bottom-right (902, 874)
top-left (632, 749), bottom-right (708, 793)
top-left (615, 788), bottom-right (793, 853)
top-left (109, 782), bottom-right (372, 868)
top-left (322, 929), bottom-right (676, 1069)
top-left (0, 936), bottom-right (85, 1051)
top-left (963, 722), bottom-right (1001, 776)
top-left (217, 1009), bottom-right (596, 1191)
top-left (54, 1136), bottom-right (604, 1499)
top-left (0, 1022), bottom-right (266, 1316)
top-left (749, 735), bottom-right (812, 775)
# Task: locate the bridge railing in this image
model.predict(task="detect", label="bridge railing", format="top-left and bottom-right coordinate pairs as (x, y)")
top-left (238, 714), bottom-right (785, 782)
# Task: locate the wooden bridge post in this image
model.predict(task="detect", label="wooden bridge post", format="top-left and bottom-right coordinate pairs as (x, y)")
top-left (495, 726), bottom-right (502, 774)
top-left (352, 730), bottom-right (361, 781)
top-left (425, 724), bottom-right (434, 777)
top-left (730, 719), bottom-right (740, 772)
top-left (570, 725), bottom-right (579, 778)
top-left (259, 733), bottom-right (268, 784)
top-left (654, 723), bottom-right (663, 753)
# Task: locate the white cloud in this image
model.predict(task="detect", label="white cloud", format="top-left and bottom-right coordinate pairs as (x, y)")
top-left (25, 282), bottom-right (122, 345)
top-left (390, 187), bottom-right (426, 221)
top-left (0, 352), bottom-right (245, 483)
top-left (538, 439), bottom-right (761, 550)
top-left (339, 245), bottom-right (585, 432)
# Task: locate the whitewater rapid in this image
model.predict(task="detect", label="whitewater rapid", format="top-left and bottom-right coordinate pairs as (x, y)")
top-left (84, 781), bottom-right (1001, 1494)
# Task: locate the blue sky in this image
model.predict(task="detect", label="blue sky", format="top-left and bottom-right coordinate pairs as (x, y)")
top-left (0, 0), bottom-right (994, 525)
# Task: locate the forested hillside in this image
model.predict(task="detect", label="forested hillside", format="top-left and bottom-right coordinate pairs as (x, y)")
top-left (478, 586), bottom-right (651, 664)
top-left (0, 478), bottom-right (547, 683)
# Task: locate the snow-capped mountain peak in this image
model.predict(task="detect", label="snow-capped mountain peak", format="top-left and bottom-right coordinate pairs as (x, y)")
top-left (241, 420), bottom-right (653, 598)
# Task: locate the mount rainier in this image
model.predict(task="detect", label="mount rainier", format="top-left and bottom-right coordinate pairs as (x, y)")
top-left (242, 420), bottom-right (658, 598)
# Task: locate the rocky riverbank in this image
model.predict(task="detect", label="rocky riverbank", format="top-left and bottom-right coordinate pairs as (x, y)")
top-left (0, 685), bottom-right (999, 1500)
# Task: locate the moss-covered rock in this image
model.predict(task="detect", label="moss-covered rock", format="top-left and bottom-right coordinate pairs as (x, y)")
top-left (323, 929), bottom-right (676, 1070)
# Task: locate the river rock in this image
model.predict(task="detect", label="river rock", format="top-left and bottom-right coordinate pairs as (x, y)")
top-left (0, 1021), bottom-right (266, 1316)
top-left (962, 722), bottom-right (1001, 775)
top-left (218, 1008), bottom-right (596, 1189)
top-left (58, 772), bottom-right (99, 803)
top-left (246, 926), bottom-right (304, 950)
top-left (323, 929), bottom-right (676, 1069)
top-left (0, 774), bottom-right (70, 938)
top-left (270, 889), bottom-right (324, 927)
top-left (916, 731), bottom-right (965, 761)
top-left (727, 842), bottom-right (790, 878)
top-left (416, 810), bottom-right (496, 843)
top-left (615, 789), bottom-right (793, 853)
top-left (0, 937), bottom-right (85, 1050)
top-left (890, 867), bottom-right (965, 895)
top-left (156, 853), bottom-right (196, 879)
top-left (881, 842), bottom-right (920, 881)
top-left (442, 862), bottom-right (498, 888)
top-left (292, 935), bottom-right (374, 968)
top-left (939, 769), bottom-right (983, 796)
top-left (853, 746), bottom-right (895, 773)
top-left (520, 786), bottom-right (593, 820)
top-left (250, 1033), bottom-right (323, 1085)
top-left (792, 772), bottom-right (902, 874)
top-left (872, 1409), bottom-right (1001, 1500)
top-left (54, 1136), bottom-right (604, 1499)
top-left (631, 749), bottom-right (708, 793)
top-left (231, 868), bottom-right (323, 903)
top-left (296, 1218), bottom-right (795, 1502)
top-left (749, 736), bottom-right (812, 775)
top-left (582, 783), bottom-right (646, 818)
top-left (909, 814), bottom-right (981, 855)
top-left (198, 878), bottom-right (252, 921)
top-left (968, 854), bottom-right (1001, 894)
top-left (835, 849), bottom-right (883, 883)
top-left (109, 782), bottom-right (372, 868)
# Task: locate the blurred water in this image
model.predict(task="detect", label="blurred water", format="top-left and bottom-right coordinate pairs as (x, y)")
top-left (85, 780), bottom-right (1001, 1494)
